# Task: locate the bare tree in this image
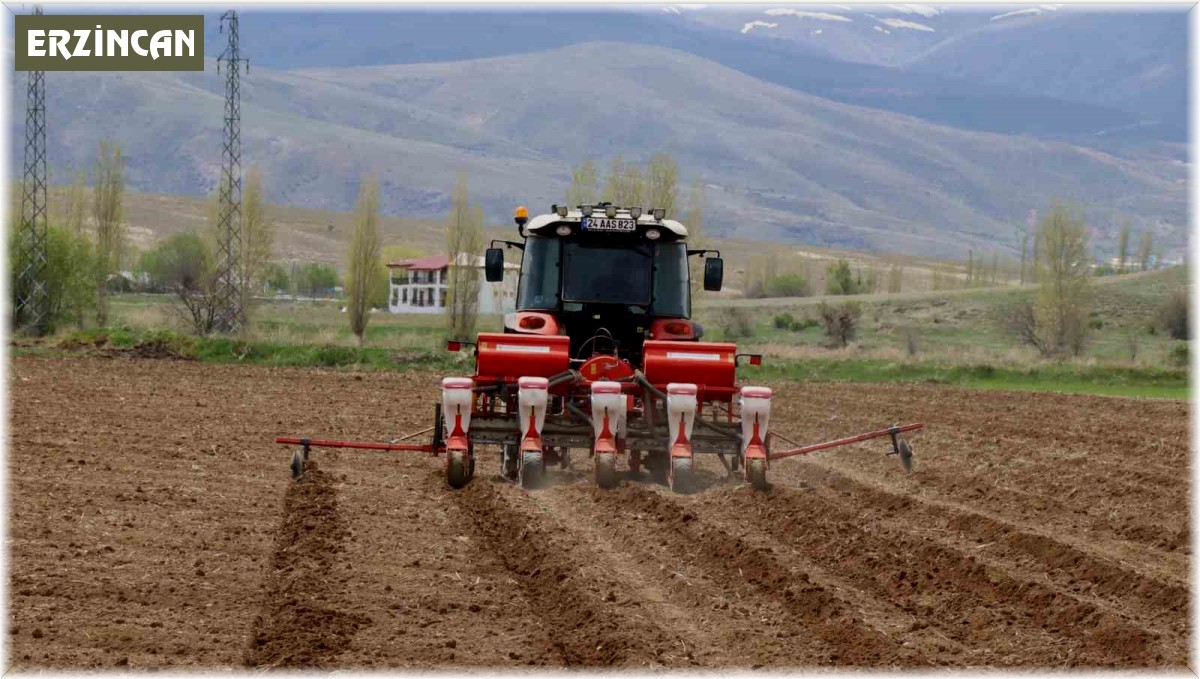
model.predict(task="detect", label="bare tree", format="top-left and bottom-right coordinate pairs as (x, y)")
top-left (603, 155), bottom-right (644, 207)
top-left (565, 160), bottom-right (598, 207)
top-left (643, 153), bottom-right (679, 215)
top-left (445, 172), bottom-right (484, 341)
top-left (237, 165), bottom-right (274, 321)
top-left (64, 168), bottom-right (88, 234)
top-left (887, 260), bottom-right (903, 293)
top-left (92, 141), bottom-right (125, 327)
top-left (346, 175), bottom-right (382, 347)
top-left (817, 301), bottom-right (862, 348)
top-left (1034, 203), bottom-right (1092, 357)
top-left (151, 231), bottom-right (222, 335)
top-left (1116, 217), bottom-right (1132, 274)
top-left (1138, 231), bottom-right (1154, 272)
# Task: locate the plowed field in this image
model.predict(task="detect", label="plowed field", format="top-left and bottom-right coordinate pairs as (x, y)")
top-left (8, 357), bottom-right (1190, 669)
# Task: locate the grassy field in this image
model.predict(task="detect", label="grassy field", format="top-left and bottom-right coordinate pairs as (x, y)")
top-left (697, 267), bottom-right (1190, 370)
top-left (16, 266), bottom-right (1188, 400)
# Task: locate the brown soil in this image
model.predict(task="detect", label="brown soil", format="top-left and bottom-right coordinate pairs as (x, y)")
top-left (8, 357), bottom-right (1190, 669)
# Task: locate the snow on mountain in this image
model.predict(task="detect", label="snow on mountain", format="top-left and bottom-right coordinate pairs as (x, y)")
top-left (877, 17), bottom-right (936, 32)
top-left (888, 5), bottom-right (941, 18)
top-left (741, 20), bottom-right (778, 34)
top-left (991, 7), bottom-right (1048, 21)
top-left (763, 9), bottom-right (852, 22)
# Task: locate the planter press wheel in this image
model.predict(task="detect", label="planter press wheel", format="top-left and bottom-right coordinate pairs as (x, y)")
top-left (290, 443), bottom-right (312, 481)
top-left (594, 452), bottom-right (617, 489)
top-left (446, 443), bottom-right (475, 489)
top-left (645, 450), bottom-right (669, 486)
top-left (745, 458), bottom-right (768, 491)
top-left (501, 443), bottom-right (519, 480)
top-left (519, 449), bottom-right (544, 490)
top-left (668, 457), bottom-right (693, 494)
top-left (290, 449), bottom-right (303, 481)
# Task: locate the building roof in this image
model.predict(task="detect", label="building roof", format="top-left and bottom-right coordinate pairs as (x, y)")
top-left (387, 255), bottom-right (449, 271)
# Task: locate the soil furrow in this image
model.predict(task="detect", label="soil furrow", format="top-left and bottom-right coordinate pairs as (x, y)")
top-left (541, 483), bottom-right (834, 666)
top-left (590, 485), bottom-right (927, 667)
top-left (244, 462), bottom-right (370, 668)
top-left (740, 484), bottom-right (1170, 667)
top-left (794, 462), bottom-right (1188, 635)
top-left (808, 460), bottom-right (1189, 584)
top-left (450, 477), bottom-right (686, 668)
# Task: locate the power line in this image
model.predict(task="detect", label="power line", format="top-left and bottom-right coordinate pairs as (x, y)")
top-left (16, 5), bottom-right (48, 334)
top-left (215, 9), bottom-right (249, 332)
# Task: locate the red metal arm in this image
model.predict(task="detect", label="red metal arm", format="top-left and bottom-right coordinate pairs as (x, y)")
top-left (768, 423), bottom-right (923, 462)
top-left (275, 437), bottom-right (435, 453)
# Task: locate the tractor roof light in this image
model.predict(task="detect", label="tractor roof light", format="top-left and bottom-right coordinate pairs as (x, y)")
top-left (651, 208), bottom-right (666, 221)
top-left (514, 205), bottom-right (529, 226)
top-left (645, 228), bottom-right (661, 240)
top-left (605, 204), bottom-right (617, 218)
top-left (554, 204), bottom-right (568, 218)
top-left (579, 204), bottom-right (593, 216)
top-left (629, 206), bottom-right (642, 220)
top-left (555, 224), bottom-right (572, 237)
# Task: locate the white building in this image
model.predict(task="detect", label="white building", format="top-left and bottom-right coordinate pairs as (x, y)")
top-left (386, 253), bottom-right (518, 315)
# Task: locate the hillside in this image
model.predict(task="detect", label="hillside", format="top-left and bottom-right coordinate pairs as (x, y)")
top-left (52, 188), bottom-right (447, 266)
top-left (98, 188), bottom-right (960, 298)
top-left (189, 10), bottom-right (1161, 143)
top-left (15, 42), bottom-right (1186, 260)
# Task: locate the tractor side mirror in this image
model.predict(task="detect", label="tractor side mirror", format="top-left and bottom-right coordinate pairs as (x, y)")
top-left (484, 248), bottom-right (504, 282)
top-left (703, 257), bottom-right (724, 292)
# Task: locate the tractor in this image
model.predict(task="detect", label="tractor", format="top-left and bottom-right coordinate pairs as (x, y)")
top-left (276, 204), bottom-right (921, 491)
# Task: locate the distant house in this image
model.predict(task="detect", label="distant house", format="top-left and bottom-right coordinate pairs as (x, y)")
top-left (386, 253), bottom-right (518, 315)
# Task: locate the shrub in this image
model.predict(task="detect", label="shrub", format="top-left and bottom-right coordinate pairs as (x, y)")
top-left (1169, 342), bottom-right (1188, 368)
top-left (766, 273), bottom-right (809, 298)
top-left (817, 301), bottom-right (862, 348)
top-left (1157, 291), bottom-right (1188, 340)
top-left (825, 259), bottom-right (864, 296)
top-left (720, 307), bottom-right (756, 340)
top-left (9, 224), bottom-right (97, 333)
top-left (773, 312), bottom-right (795, 330)
top-left (902, 327), bottom-right (919, 357)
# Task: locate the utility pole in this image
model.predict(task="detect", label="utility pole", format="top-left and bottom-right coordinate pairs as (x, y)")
top-left (215, 10), bottom-right (248, 331)
top-left (15, 5), bottom-right (48, 334)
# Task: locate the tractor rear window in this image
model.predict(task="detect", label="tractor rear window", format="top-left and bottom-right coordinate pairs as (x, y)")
top-left (562, 242), bottom-right (652, 306)
top-left (517, 236), bottom-right (560, 310)
top-left (652, 242), bottom-right (690, 317)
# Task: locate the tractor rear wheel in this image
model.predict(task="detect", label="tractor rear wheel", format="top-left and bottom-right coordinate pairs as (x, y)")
top-left (519, 451), bottom-right (544, 490)
top-left (595, 452), bottom-right (617, 489)
top-left (446, 449), bottom-right (471, 489)
top-left (668, 457), bottom-right (693, 494)
top-left (746, 458), bottom-right (768, 490)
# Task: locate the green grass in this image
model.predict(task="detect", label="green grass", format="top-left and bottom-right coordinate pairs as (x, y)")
top-left (745, 357), bottom-right (1188, 400)
top-left (20, 326), bottom-right (467, 373)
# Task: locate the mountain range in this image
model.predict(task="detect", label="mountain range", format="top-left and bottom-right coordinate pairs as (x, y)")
top-left (7, 6), bottom-right (1189, 259)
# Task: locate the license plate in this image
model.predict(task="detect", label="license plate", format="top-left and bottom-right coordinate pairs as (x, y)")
top-left (582, 217), bottom-right (636, 232)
